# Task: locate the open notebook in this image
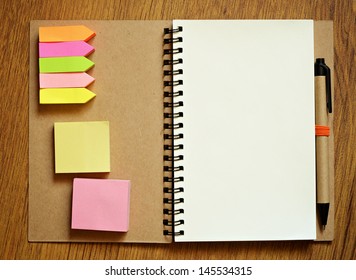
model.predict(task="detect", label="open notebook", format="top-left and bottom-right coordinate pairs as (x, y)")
top-left (29, 20), bottom-right (334, 242)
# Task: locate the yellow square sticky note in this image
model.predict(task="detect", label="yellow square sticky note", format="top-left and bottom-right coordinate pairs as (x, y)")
top-left (54, 121), bottom-right (110, 173)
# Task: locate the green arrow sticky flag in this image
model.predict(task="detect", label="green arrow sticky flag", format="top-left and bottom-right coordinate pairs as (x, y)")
top-left (39, 57), bottom-right (94, 73)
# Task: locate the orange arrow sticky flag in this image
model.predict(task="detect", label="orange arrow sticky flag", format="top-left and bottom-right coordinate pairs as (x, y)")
top-left (39, 25), bottom-right (96, 42)
top-left (39, 88), bottom-right (96, 104)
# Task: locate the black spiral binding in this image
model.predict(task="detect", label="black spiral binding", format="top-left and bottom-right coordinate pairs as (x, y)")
top-left (163, 26), bottom-right (184, 237)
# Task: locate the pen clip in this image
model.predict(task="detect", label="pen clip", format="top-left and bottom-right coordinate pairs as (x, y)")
top-left (315, 58), bottom-right (332, 113)
top-left (325, 66), bottom-right (332, 113)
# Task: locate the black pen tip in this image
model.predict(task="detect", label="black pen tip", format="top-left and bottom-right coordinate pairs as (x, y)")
top-left (317, 203), bottom-right (330, 229)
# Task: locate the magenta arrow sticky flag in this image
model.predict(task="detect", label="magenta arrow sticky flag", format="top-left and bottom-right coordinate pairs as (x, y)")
top-left (39, 41), bottom-right (95, 58)
top-left (40, 73), bottom-right (95, 88)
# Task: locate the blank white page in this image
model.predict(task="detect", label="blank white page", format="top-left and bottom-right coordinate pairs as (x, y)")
top-left (173, 20), bottom-right (316, 241)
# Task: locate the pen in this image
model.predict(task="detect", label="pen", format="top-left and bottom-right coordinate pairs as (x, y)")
top-left (314, 58), bottom-right (332, 230)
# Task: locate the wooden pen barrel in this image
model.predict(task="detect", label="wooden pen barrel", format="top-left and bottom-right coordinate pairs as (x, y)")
top-left (315, 76), bottom-right (329, 203)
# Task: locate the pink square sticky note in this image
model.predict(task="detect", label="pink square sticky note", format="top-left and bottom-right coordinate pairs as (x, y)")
top-left (72, 178), bottom-right (130, 232)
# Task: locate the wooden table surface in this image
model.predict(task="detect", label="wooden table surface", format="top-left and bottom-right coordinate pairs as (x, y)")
top-left (0, 0), bottom-right (355, 260)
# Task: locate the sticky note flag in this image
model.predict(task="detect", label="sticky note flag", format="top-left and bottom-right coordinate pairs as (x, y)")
top-left (40, 73), bottom-right (95, 88)
top-left (40, 88), bottom-right (96, 104)
top-left (54, 121), bottom-right (110, 173)
top-left (72, 178), bottom-right (130, 232)
top-left (39, 41), bottom-right (95, 58)
top-left (39, 57), bottom-right (94, 73)
top-left (39, 25), bottom-right (96, 42)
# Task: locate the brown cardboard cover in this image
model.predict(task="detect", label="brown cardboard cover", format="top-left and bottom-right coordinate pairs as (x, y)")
top-left (29, 21), bottom-right (172, 243)
top-left (314, 21), bottom-right (334, 241)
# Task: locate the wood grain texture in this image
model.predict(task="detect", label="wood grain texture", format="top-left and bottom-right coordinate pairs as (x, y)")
top-left (0, 0), bottom-right (354, 259)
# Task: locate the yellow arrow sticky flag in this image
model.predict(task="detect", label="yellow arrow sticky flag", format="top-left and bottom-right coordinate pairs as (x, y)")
top-left (39, 57), bottom-right (94, 73)
top-left (40, 88), bottom-right (96, 104)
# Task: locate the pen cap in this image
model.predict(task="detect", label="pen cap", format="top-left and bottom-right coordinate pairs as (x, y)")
top-left (315, 58), bottom-right (332, 113)
top-left (315, 58), bottom-right (327, 75)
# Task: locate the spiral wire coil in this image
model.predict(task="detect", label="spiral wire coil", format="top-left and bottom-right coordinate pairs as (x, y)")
top-left (163, 26), bottom-right (184, 237)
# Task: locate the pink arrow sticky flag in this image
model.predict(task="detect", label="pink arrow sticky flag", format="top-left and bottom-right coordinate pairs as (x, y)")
top-left (40, 73), bottom-right (95, 88)
top-left (39, 25), bottom-right (95, 42)
top-left (39, 41), bottom-right (95, 58)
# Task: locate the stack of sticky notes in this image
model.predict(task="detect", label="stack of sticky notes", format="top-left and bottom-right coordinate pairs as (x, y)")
top-left (39, 25), bottom-right (96, 104)
top-left (54, 121), bottom-right (110, 173)
top-left (72, 178), bottom-right (130, 232)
